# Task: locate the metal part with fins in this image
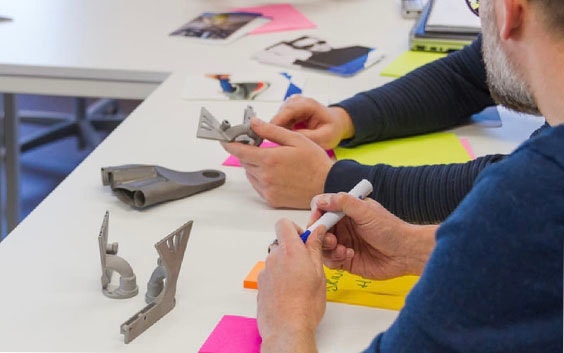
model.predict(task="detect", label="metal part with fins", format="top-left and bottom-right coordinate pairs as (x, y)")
top-left (196, 105), bottom-right (263, 146)
top-left (120, 221), bottom-right (193, 344)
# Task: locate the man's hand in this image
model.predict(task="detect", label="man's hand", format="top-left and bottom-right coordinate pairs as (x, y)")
top-left (309, 193), bottom-right (438, 279)
top-left (271, 95), bottom-right (355, 150)
top-left (257, 219), bottom-right (326, 353)
top-left (222, 117), bottom-right (334, 209)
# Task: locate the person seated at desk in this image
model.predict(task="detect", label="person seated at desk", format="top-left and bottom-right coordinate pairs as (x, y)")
top-left (223, 26), bottom-right (547, 225)
top-left (256, 0), bottom-right (564, 351)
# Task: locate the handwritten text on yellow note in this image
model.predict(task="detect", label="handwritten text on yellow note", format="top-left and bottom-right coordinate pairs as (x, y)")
top-left (244, 261), bottom-right (419, 311)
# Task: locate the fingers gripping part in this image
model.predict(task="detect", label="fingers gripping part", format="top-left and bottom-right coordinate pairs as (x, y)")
top-left (196, 105), bottom-right (263, 146)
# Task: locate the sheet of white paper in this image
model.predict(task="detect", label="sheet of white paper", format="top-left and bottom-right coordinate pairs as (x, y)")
top-left (426, 0), bottom-right (480, 33)
top-left (181, 72), bottom-right (305, 101)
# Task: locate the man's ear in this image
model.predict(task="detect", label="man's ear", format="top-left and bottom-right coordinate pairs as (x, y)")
top-left (499, 0), bottom-right (524, 40)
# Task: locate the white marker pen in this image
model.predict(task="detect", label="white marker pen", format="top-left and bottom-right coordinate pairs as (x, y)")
top-left (300, 179), bottom-right (373, 243)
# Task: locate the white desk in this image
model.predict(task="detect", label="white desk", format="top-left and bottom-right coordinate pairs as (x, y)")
top-left (0, 0), bottom-right (414, 233)
top-left (0, 0), bottom-right (544, 351)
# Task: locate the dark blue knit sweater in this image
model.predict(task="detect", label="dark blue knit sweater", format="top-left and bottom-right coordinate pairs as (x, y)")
top-left (326, 36), bottom-right (528, 224)
top-left (365, 123), bottom-right (564, 352)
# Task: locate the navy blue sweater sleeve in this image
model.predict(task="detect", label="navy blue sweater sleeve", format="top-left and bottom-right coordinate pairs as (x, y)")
top-left (324, 36), bottom-right (508, 224)
top-left (334, 36), bottom-right (493, 146)
top-left (364, 125), bottom-right (564, 353)
top-left (324, 154), bottom-right (505, 224)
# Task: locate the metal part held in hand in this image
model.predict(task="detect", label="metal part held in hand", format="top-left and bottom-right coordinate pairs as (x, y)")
top-left (196, 105), bottom-right (263, 146)
top-left (101, 165), bottom-right (225, 208)
top-left (120, 220), bottom-right (193, 344)
top-left (98, 211), bottom-right (139, 299)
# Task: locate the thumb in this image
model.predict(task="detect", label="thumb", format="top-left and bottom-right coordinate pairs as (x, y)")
top-left (251, 117), bottom-right (304, 147)
top-left (306, 225), bottom-right (326, 266)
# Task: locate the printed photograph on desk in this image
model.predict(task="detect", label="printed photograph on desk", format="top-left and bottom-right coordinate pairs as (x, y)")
top-left (170, 12), bottom-right (270, 44)
top-left (253, 35), bottom-right (384, 76)
top-left (181, 72), bottom-right (304, 101)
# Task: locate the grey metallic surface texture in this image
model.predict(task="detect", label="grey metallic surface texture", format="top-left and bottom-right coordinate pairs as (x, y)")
top-left (98, 211), bottom-right (139, 299)
top-left (120, 220), bottom-right (193, 344)
top-left (101, 165), bottom-right (225, 208)
top-left (196, 105), bottom-right (263, 146)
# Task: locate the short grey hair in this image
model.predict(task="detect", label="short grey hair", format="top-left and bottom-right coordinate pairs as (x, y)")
top-left (530, 0), bottom-right (564, 37)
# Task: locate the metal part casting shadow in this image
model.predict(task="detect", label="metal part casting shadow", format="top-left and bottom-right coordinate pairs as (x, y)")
top-left (101, 165), bottom-right (225, 209)
top-left (120, 220), bottom-right (193, 343)
top-left (98, 211), bottom-right (139, 299)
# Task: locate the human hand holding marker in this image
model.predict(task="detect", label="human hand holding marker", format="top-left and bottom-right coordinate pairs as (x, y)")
top-left (310, 187), bottom-right (437, 280)
top-left (300, 179), bottom-right (373, 243)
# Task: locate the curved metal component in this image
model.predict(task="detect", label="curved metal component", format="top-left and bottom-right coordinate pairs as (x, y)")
top-left (120, 221), bottom-right (193, 344)
top-left (144, 259), bottom-right (167, 304)
top-left (101, 165), bottom-right (225, 208)
top-left (98, 211), bottom-right (139, 299)
top-left (196, 105), bottom-right (263, 146)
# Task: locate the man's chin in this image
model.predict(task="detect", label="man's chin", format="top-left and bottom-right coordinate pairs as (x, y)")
top-left (490, 90), bottom-right (542, 116)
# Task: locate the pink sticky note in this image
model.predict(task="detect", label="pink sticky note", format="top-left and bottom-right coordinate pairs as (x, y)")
top-left (222, 140), bottom-right (335, 167)
top-left (223, 140), bottom-right (279, 167)
top-left (459, 138), bottom-right (476, 160)
top-left (199, 315), bottom-right (261, 353)
top-left (222, 154), bottom-right (243, 167)
top-left (233, 3), bottom-right (316, 35)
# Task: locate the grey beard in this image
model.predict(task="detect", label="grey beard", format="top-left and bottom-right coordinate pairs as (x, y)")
top-left (481, 0), bottom-right (542, 115)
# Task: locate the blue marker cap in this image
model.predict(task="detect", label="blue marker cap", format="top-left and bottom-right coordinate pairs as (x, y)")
top-left (300, 230), bottom-right (311, 243)
top-left (298, 179), bottom-right (373, 244)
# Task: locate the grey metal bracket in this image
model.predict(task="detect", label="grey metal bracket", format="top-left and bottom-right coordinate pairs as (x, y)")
top-left (101, 165), bottom-right (225, 208)
top-left (120, 220), bottom-right (193, 344)
top-left (196, 105), bottom-right (263, 146)
top-left (98, 211), bottom-right (139, 299)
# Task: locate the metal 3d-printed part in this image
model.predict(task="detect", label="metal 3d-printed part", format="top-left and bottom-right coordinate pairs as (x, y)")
top-left (196, 105), bottom-right (263, 146)
top-left (101, 165), bottom-right (225, 209)
top-left (98, 211), bottom-right (139, 299)
top-left (120, 220), bottom-right (193, 344)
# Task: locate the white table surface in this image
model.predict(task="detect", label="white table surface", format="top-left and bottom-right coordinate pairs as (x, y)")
top-left (0, 0), bottom-right (545, 351)
top-left (0, 0), bottom-right (414, 99)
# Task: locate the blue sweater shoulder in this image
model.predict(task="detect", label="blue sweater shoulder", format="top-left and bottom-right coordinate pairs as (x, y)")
top-left (365, 124), bottom-right (564, 353)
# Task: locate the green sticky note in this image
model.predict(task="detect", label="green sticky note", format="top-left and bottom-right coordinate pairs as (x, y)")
top-left (380, 51), bottom-right (447, 78)
top-left (335, 132), bottom-right (471, 166)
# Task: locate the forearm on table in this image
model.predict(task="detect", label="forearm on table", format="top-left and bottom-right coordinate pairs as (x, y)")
top-left (324, 154), bottom-right (506, 224)
top-left (332, 37), bottom-right (494, 147)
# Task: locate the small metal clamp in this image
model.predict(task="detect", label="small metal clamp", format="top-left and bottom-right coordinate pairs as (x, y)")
top-left (98, 211), bottom-right (139, 299)
top-left (196, 105), bottom-right (263, 146)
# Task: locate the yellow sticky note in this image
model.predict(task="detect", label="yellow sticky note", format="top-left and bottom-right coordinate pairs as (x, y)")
top-left (334, 132), bottom-right (471, 166)
top-left (381, 50), bottom-right (447, 78)
top-left (325, 268), bottom-right (419, 311)
top-left (244, 261), bottom-right (418, 311)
